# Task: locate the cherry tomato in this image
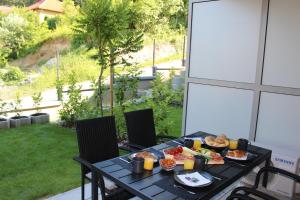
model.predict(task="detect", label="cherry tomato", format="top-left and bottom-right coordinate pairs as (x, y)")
top-left (177, 146), bottom-right (183, 153)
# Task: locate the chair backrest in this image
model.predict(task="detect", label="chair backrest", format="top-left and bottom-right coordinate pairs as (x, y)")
top-left (75, 116), bottom-right (119, 168)
top-left (124, 108), bottom-right (157, 148)
top-left (254, 166), bottom-right (300, 188)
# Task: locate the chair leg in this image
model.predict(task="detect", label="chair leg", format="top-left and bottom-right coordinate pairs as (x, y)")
top-left (81, 173), bottom-right (85, 200)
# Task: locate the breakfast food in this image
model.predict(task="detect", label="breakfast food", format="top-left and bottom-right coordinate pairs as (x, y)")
top-left (204, 134), bottom-right (229, 147)
top-left (163, 147), bottom-right (194, 164)
top-left (160, 158), bottom-right (176, 170)
top-left (207, 152), bottom-right (224, 165)
top-left (164, 146), bottom-right (183, 156)
top-left (183, 146), bottom-right (224, 165)
top-left (135, 151), bottom-right (156, 160)
top-left (226, 150), bottom-right (247, 158)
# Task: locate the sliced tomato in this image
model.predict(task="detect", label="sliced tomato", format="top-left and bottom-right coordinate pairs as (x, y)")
top-left (177, 146), bottom-right (183, 153)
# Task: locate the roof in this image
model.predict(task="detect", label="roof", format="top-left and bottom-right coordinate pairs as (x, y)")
top-left (0, 6), bottom-right (12, 14)
top-left (28, 0), bottom-right (63, 13)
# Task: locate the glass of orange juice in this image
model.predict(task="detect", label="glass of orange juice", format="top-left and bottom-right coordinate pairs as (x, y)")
top-left (193, 140), bottom-right (202, 150)
top-left (144, 157), bottom-right (154, 170)
top-left (183, 159), bottom-right (195, 170)
top-left (229, 140), bottom-right (238, 150)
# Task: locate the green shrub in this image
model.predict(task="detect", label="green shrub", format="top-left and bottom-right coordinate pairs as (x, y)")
top-left (2, 66), bottom-right (24, 82)
top-left (0, 47), bottom-right (10, 68)
top-left (47, 17), bottom-right (60, 30)
top-left (32, 92), bottom-right (42, 113)
top-left (59, 71), bottom-right (92, 127)
top-left (0, 13), bottom-right (33, 59)
top-left (11, 93), bottom-right (22, 116)
top-left (114, 66), bottom-right (140, 111)
top-left (0, 98), bottom-right (10, 119)
top-left (146, 73), bottom-right (176, 135)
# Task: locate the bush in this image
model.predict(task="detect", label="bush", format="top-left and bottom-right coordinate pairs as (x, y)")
top-left (59, 71), bottom-right (92, 127)
top-left (32, 92), bottom-right (42, 113)
top-left (2, 66), bottom-right (24, 82)
top-left (0, 98), bottom-right (10, 119)
top-left (0, 13), bottom-right (33, 59)
top-left (47, 17), bottom-right (60, 30)
top-left (114, 66), bottom-right (140, 111)
top-left (0, 47), bottom-right (10, 68)
top-left (146, 73), bottom-right (176, 135)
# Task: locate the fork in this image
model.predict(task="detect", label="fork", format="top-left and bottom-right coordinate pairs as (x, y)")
top-left (173, 184), bottom-right (196, 195)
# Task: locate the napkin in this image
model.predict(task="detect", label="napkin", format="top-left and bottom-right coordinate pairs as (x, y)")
top-left (177, 172), bottom-right (210, 187)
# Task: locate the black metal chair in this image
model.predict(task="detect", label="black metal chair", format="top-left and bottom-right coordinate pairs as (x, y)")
top-left (227, 166), bottom-right (300, 200)
top-left (123, 108), bottom-right (176, 151)
top-left (74, 116), bottom-right (133, 200)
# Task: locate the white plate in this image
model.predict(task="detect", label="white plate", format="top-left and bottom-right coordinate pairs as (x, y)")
top-left (129, 152), bottom-right (158, 162)
top-left (225, 151), bottom-right (248, 161)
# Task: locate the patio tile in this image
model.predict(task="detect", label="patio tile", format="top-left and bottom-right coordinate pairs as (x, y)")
top-left (47, 183), bottom-right (102, 200)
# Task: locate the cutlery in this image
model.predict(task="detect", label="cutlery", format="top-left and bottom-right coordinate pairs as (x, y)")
top-left (211, 175), bottom-right (222, 181)
top-left (119, 157), bottom-right (130, 163)
top-left (172, 140), bottom-right (183, 145)
top-left (173, 184), bottom-right (196, 195)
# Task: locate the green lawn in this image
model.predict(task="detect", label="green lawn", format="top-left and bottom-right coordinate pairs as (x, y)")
top-left (167, 106), bottom-right (183, 138)
top-left (0, 107), bottom-right (183, 200)
top-left (0, 124), bottom-right (80, 200)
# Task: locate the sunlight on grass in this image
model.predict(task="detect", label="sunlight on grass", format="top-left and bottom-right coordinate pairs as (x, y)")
top-left (0, 124), bottom-right (80, 200)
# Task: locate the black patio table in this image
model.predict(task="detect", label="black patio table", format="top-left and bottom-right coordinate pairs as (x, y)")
top-left (91, 131), bottom-right (272, 200)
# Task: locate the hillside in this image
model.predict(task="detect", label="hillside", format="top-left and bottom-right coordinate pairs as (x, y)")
top-left (9, 37), bottom-right (71, 71)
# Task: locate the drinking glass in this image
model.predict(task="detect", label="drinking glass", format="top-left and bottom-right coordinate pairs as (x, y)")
top-left (144, 157), bottom-right (154, 170)
top-left (229, 140), bottom-right (238, 150)
top-left (193, 140), bottom-right (202, 150)
top-left (183, 159), bottom-right (195, 170)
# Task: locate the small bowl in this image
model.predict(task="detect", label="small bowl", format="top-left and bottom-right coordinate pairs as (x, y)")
top-left (159, 158), bottom-right (176, 171)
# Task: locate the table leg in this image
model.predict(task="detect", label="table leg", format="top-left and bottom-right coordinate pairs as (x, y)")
top-left (262, 156), bottom-right (271, 187)
top-left (91, 169), bottom-right (98, 200)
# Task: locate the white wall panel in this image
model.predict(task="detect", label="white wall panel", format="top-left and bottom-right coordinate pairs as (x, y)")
top-left (256, 92), bottom-right (300, 152)
top-left (189, 0), bottom-right (262, 83)
top-left (263, 0), bottom-right (300, 88)
top-left (185, 83), bottom-right (254, 139)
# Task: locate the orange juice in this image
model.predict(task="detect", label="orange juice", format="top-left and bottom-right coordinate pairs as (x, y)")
top-left (193, 140), bottom-right (202, 150)
top-left (183, 159), bottom-right (194, 170)
top-left (229, 140), bottom-right (238, 150)
top-left (144, 157), bottom-right (154, 170)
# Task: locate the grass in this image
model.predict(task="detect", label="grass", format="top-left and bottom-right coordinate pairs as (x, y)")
top-left (0, 106), bottom-right (183, 200)
top-left (0, 124), bottom-right (79, 200)
top-left (167, 106), bottom-right (183, 137)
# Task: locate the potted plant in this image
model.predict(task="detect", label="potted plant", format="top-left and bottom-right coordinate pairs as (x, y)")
top-left (10, 94), bottom-right (31, 128)
top-left (30, 92), bottom-right (49, 124)
top-left (0, 99), bottom-right (10, 129)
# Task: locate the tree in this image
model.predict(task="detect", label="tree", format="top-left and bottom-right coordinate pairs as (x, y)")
top-left (61, 0), bottom-right (79, 26)
top-left (0, 13), bottom-right (32, 59)
top-left (132, 0), bottom-right (187, 36)
top-left (0, 0), bottom-right (36, 7)
top-left (75, 0), bottom-right (143, 115)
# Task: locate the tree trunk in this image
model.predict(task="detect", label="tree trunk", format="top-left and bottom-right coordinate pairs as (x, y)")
top-left (98, 68), bottom-right (104, 116)
top-left (98, 49), bottom-right (105, 116)
top-left (109, 51), bottom-right (114, 115)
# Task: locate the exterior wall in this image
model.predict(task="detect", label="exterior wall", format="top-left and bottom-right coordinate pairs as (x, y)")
top-left (37, 9), bottom-right (60, 22)
top-left (183, 0), bottom-right (300, 152)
